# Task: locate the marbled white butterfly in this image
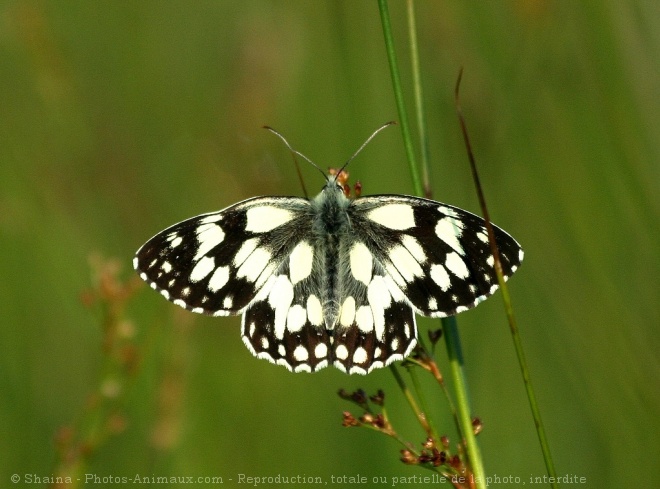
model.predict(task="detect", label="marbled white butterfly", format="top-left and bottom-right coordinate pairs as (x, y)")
top-left (134, 130), bottom-right (523, 375)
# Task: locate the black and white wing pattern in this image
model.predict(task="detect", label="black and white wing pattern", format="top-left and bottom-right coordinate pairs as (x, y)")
top-left (134, 182), bottom-right (523, 375)
top-left (348, 195), bottom-right (523, 318)
top-left (134, 196), bottom-right (311, 316)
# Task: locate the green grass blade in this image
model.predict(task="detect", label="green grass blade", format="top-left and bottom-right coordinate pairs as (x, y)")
top-left (378, 2), bottom-right (486, 488)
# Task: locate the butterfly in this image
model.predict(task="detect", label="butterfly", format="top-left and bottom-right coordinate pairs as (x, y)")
top-left (134, 129), bottom-right (523, 375)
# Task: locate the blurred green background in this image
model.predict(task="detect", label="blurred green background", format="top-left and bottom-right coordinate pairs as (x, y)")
top-left (1, 1), bottom-right (658, 488)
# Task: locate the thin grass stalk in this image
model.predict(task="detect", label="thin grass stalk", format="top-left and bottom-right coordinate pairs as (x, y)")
top-left (377, 2), bottom-right (487, 488)
top-left (454, 70), bottom-right (558, 487)
top-left (406, 0), bottom-right (432, 199)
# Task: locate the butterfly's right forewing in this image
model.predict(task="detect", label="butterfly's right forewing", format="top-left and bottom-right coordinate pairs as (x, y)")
top-left (349, 195), bottom-right (524, 318)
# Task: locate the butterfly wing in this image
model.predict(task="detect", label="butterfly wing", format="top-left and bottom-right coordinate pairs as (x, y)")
top-left (349, 195), bottom-right (524, 317)
top-left (239, 228), bottom-right (418, 375)
top-left (134, 196), bottom-right (312, 316)
top-left (330, 254), bottom-right (418, 374)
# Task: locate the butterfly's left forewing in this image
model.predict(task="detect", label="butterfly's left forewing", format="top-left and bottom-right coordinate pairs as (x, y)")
top-left (134, 196), bottom-right (311, 316)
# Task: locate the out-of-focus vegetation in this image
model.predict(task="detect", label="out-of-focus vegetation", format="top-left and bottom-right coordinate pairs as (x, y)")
top-left (1, 2), bottom-right (657, 488)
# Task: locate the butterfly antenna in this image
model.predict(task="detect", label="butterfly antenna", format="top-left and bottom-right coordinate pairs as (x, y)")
top-left (263, 126), bottom-right (328, 194)
top-left (335, 121), bottom-right (397, 180)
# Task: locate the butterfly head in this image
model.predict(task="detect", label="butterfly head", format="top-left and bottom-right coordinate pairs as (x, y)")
top-left (327, 168), bottom-right (362, 199)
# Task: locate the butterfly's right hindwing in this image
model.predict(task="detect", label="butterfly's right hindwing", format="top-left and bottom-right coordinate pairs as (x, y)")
top-left (133, 197), bottom-right (311, 316)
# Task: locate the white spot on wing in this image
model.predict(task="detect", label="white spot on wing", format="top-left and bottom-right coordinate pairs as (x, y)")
top-left (237, 247), bottom-right (271, 282)
top-left (255, 262), bottom-right (276, 288)
top-left (286, 305), bottom-right (307, 333)
top-left (340, 296), bottom-right (356, 327)
top-left (388, 245), bottom-right (423, 282)
top-left (385, 262), bottom-right (406, 288)
top-left (277, 358), bottom-right (291, 370)
top-left (190, 255), bottom-right (215, 282)
top-left (401, 235), bottom-right (427, 263)
top-left (161, 261), bottom-right (172, 273)
top-left (233, 238), bottom-right (259, 266)
top-left (306, 295), bottom-right (323, 326)
top-left (367, 276), bottom-right (391, 339)
top-left (353, 346), bottom-right (368, 364)
top-left (430, 264), bottom-right (451, 291)
top-left (208, 266), bottom-right (230, 291)
top-left (349, 242), bottom-right (373, 285)
top-left (355, 306), bottom-right (374, 334)
top-left (383, 274), bottom-right (406, 303)
top-left (438, 205), bottom-right (459, 218)
top-left (223, 295), bottom-right (233, 309)
top-left (170, 236), bottom-right (183, 248)
top-left (367, 204), bottom-right (415, 230)
top-left (445, 252), bottom-right (470, 279)
top-left (314, 343), bottom-right (328, 359)
top-left (335, 344), bottom-right (349, 360)
top-left (199, 214), bottom-right (223, 224)
top-left (245, 206), bottom-right (294, 233)
top-left (289, 241), bottom-right (314, 284)
top-left (293, 345), bottom-right (309, 361)
top-left (268, 275), bottom-right (294, 339)
top-left (194, 224), bottom-right (225, 261)
top-left (333, 361), bottom-right (347, 373)
top-left (435, 217), bottom-right (464, 255)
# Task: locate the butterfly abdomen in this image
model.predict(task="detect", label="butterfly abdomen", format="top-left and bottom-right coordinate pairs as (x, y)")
top-left (309, 184), bottom-right (354, 329)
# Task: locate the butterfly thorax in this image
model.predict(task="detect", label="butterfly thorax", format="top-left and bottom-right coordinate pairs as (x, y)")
top-left (310, 183), bottom-right (353, 329)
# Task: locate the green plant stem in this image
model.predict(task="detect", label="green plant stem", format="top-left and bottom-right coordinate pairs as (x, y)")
top-left (378, 3), bottom-right (487, 488)
top-left (388, 365), bottom-right (432, 434)
top-left (406, 0), bottom-right (432, 199)
top-left (502, 290), bottom-right (559, 486)
top-left (377, 0), bottom-right (422, 196)
top-left (442, 316), bottom-right (486, 489)
top-left (407, 366), bottom-right (440, 441)
top-left (454, 72), bottom-right (558, 487)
